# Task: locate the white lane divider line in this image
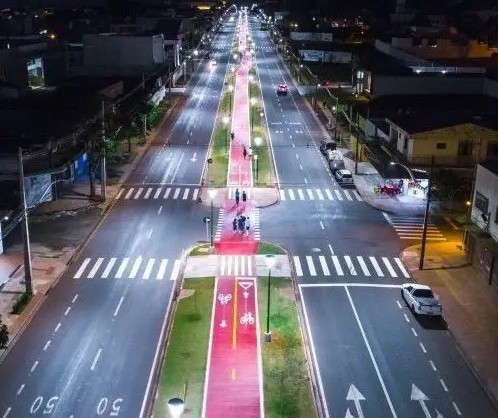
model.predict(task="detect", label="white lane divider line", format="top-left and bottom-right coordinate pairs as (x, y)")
top-left (345, 287), bottom-right (397, 417)
top-left (157, 259), bottom-right (168, 280)
top-left (30, 361), bottom-right (39, 373)
top-left (102, 258), bottom-right (117, 278)
top-left (396, 300), bottom-right (403, 309)
top-left (64, 306), bottom-right (71, 317)
top-left (293, 256), bottom-right (303, 276)
top-left (411, 327), bottom-right (418, 337)
top-left (419, 342), bottom-right (427, 353)
top-left (74, 258), bottom-right (91, 279)
top-left (429, 360), bottom-right (437, 371)
top-left (169, 259), bottom-right (181, 281)
top-left (90, 348), bottom-right (102, 371)
top-left (452, 401), bottom-right (462, 415)
top-left (306, 256), bottom-right (317, 276)
top-left (331, 256), bottom-right (344, 276)
top-left (319, 220), bottom-right (324, 230)
top-left (71, 294), bottom-right (78, 304)
top-left (113, 296), bottom-right (125, 317)
top-left (3, 407), bottom-right (11, 417)
top-left (394, 258), bottom-right (411, 278)
top-left (439, 378), bottom-right (448, 392)
top-left (16, 384), bottom-right (25, 395)
top-left (318, 256), bottom-right (330, 276)
top-left (43, 340), bottom-right (51, 351)
top-left (404, 314), bottom-right (410, 323)
top-left (54, 323), bottom-right (61, 333)
top-left (157, 206), bottom-right (163, 215)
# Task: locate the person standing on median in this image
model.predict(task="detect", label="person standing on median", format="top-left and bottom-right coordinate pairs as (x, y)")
top-left (245, 217), bottom-right (250, 236)
top-left (235, 188), bottom-right (240, 205)
top-left (233, 217), bottom-right (238, 234)
top-left (242, 190), bottom-right (247, 203)
top-left (243, 146), bottom-right (247, 160)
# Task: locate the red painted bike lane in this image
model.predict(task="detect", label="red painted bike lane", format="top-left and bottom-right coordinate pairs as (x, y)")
top-left (227, 17), bottom-right (252, 189)
top-left (203, 13), bottom-right (264, 418)
top-left (203, 277), bottom-right (263, 418)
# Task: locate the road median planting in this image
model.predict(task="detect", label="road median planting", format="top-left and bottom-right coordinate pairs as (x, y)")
top-left (153, 278), bottom-right (214, 417)
top-left (257, 277), bottom-right (315, 417)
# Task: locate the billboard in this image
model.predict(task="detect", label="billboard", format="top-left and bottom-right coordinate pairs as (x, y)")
top-left (299, 49), bottom-right (352, 63)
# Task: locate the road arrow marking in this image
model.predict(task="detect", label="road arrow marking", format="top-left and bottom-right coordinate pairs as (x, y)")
top-left (410, 384), bottom-right (431, 418)
top-left (345, 408), bottom-right (355, 418)
top-left (347, 384), bottom-right (365, 418)
top-left (220, 320), bottom-right (227, 328)
top-left (190, 152), bottom-right (198, 162)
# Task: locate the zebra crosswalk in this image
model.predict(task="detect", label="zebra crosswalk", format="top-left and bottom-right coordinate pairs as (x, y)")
top-left (293, 255), bottom-right (411, 279)
top-left (279, 188), bottom-right (362, 202)
top-left (385, 214), bottom-right (446, 241)
top-left (73, 257), bottom-right (181, 281)
top-left (115, 186), bottom-right (200, 201)
top-left (219, 255), bottom-right (255, 276)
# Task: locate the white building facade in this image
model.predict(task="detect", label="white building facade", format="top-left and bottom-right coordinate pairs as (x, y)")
top-left (471, 161), bottom-right (498, 242)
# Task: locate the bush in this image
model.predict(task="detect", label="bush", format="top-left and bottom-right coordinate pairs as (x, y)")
top-left (11, 292), bottom-right (32, 315)
top-left (0, 316), bottom-right (8, 349)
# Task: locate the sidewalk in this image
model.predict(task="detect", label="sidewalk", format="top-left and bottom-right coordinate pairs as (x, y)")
top-left (0, 96), bottom-right (182, 357)
top-left (401, 241), bottom-right (498, 407)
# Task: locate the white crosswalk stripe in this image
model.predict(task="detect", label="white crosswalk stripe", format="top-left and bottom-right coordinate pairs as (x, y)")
top-left (385, 214), bottom-right (446, 241)
top-left (219, 255), bottom-right (255, 276)
top-left (252, 208), bottom-right (261, 241)
top-left (279, 188), bottom-right (362, 202)
top-left (214, 208), bottom-right (225, 242)
top-left (293, 255), bottom-right (412, 279)
top-left (72, 256), bottom-right (180, 281)
top-left (116, 186), bottom-right (200, 201)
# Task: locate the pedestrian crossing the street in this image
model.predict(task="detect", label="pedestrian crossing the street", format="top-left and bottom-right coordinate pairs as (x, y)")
top-left (293, 255), bottom-right (411, 279)
top-left (214, 208), bottom-right (261, 241)
top-left (218, 255), bottom-right (255, 276)
top-left (384, 214), bottom-right (446, 241)
top-left (227, 188), bottom-right (253, 199)
top-left (279, 188), bottom-right (363, 202)
top-left (115, 186), bottom-right (200, 201)
top-left (73, 257), bottom-right (182, 281)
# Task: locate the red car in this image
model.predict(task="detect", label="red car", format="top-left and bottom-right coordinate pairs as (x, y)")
top-left (277, 84), bottom-right (288, 95)
top-left (323, 80), bottom-right (332, 87)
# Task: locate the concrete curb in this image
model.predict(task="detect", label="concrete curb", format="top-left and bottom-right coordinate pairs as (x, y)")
top-left (400, 245), bottom-right (498, 411)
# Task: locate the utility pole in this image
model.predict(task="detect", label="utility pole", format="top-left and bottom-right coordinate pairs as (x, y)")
top-left (18, 148), bottom-right (33, 294)
top-left (168, 60), bottom-right (172, 104)
top-left (419, 155), bottom-right (434, 270)
top-left (100, 100), bottom-right (106, 202)
top-left (144, 113), bottom-right (147, 141)
top-left (354, 129), bottom-right (359, 175)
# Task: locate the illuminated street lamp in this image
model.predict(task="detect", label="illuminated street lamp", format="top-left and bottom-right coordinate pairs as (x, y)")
top-left (167, 398), bottom-right (184, 418)
top-left (208, 189), bottom-right (217, 248)
top-left (253, 154), bottom-right (259, 182)
top-left (264, 255), bottom-right (276, 342)
top-left (259, 110), bottom-right (264, 126)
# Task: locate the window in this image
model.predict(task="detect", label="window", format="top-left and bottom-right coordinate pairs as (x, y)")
top-left (458, 140), bottom-right (473, 156)
top-left (474, 191), bottom-right (489, 213)
top-left (436, 142), bottom-right (446, 149)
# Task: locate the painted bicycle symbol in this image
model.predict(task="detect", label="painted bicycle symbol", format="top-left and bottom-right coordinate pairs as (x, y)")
top-left (240, 312), bottom-right (254, 325)
top-left (218, 293), bottom-right (232, 305)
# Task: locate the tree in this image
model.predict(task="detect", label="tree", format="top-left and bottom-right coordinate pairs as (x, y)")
top-left (0, 316), bottom-right (8, 350)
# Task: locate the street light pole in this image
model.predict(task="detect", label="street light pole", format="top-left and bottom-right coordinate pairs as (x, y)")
top-left (18, 148), bottom-right (33, 294)
top-left (100, 100), bottom-right (107, 202)
top-left (419, 155), bottom-right (435, 270)
top-left (254, 154), bottom-right (258, 182)
top-left (264, 255), bottom-right (276, 342)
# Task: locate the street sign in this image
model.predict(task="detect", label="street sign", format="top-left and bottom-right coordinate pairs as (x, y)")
top-left (203, 216), bottom-right (211, 223)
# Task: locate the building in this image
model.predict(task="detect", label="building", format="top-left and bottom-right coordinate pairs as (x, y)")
top-left (82, 33), bottom-right (166, 77)
top-left (468, 160), bottom-right (498, 286)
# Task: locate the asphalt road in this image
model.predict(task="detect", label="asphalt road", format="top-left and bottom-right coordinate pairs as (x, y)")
top-left (250, 15), bottom-right (498, 418)
top-left (0, 18), bottom-right (237, 418)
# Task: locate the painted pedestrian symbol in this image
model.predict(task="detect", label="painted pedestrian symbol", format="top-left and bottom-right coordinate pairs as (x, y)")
top-left (219, 319), bottom-right (227, 328)
top-left (218, 293), bottom-right (232, 305)
top-left (239, 281), bottom-right (253, 299)
top-left (240, 312), bottom-right (255, 325)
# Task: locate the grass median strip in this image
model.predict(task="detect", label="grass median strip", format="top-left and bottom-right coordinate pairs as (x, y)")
top-left (153, 278), bottom-right (214, 417)
top-left (257, 242), bottom-right (286, 255)
top-left (258, 277), bottom-right (315, 417)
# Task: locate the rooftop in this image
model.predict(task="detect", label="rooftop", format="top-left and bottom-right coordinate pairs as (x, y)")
top-left (480, 160), bottom-right (498, 177)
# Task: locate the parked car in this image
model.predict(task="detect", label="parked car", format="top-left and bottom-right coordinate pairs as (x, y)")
top-left (401, 283), bottom-right (442, 317)
top-left (277, 84), bottom-right (288, 95)
top-left (335, 169), bottom-right (353, 184)
top-left (319, 139), bottom-right (337, 155)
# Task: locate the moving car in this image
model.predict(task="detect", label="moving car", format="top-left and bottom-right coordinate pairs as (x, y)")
top-left (401, 283), bottom-right (442, 317)
top-left (334, 169), bottom-right (353, 184)
top-left (277, 84), bottom-right (288, 95)
top-left (319, 139), bottom-right (337, 155)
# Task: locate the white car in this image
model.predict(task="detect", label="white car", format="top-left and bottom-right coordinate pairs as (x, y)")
top-left (401, 283), bottom-right (442, 317)
top-left (334, 169), bottom-right (353, 184)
